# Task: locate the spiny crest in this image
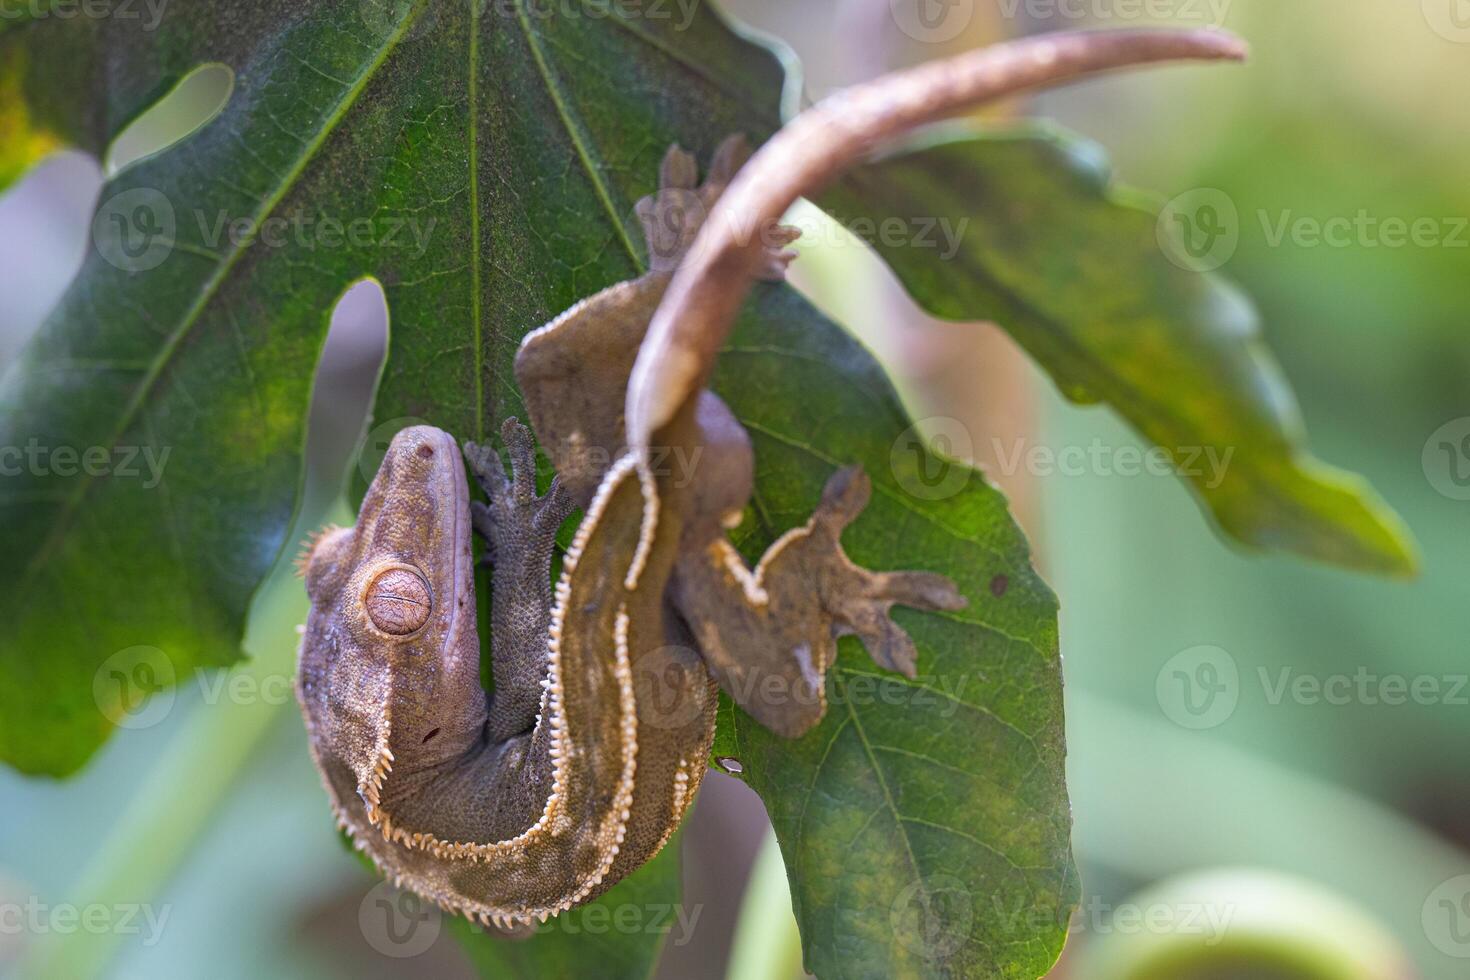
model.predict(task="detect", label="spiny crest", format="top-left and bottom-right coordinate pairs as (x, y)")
top-left (294, 523), bottom-right (345, 578)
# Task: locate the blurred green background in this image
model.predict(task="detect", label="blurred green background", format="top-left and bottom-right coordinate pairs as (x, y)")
top-left (2, 1), bottom-right (1469, 977)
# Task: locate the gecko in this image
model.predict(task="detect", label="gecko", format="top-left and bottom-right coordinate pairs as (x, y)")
top-left (294, 27), bottom-right (1246, 933)
top-left (295, 138), bottom-right (965, 930)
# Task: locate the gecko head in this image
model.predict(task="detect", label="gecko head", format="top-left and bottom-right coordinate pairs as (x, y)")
top-left (302, 425), bottom-right (474, 659)
top-left (298, 425), bottom-right (482, 815)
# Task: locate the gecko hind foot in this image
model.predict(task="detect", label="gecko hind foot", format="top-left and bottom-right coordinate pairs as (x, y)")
top-left (811, 467), bottom-right (968, 678)
top-left (678, 464), bottom-right (967, 738)
top-left (636, 135), bottom-right (801, 280)
top-left (463, 418), bottom-right (573, 567)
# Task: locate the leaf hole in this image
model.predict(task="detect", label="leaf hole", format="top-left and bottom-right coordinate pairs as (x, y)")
top-left (715, 756), bottom-right (745, 775)
top-left (259, 278), bottom-right (388, 589)
top-left (105, 63), bottom-right (234, 176)
top-left (301, 279), bottom-right (390, 517)
top-left (0, 152), bottom-right (102, 364)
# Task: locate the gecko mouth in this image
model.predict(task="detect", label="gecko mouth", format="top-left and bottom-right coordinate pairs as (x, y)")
top-left (441, 426), bottom-right (473, 667)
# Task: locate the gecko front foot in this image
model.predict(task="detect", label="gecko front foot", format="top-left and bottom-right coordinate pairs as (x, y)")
top-left (464, 418), bottom-right (575, 742)
top-left (465, 418), bottom-right (573, 565)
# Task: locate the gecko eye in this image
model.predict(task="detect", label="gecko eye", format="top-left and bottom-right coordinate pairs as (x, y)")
top-left (364, 567), bottom-right (432, 636)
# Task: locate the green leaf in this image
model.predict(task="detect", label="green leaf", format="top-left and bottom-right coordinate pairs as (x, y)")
top-left (452, 830), bottom-right (687, 980)
top-left (710, 287), bottom-right (1077, 979)
top-left (819, 124), bottom-right (1418, 577)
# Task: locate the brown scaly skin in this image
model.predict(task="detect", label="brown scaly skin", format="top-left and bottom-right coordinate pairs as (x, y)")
top-left (297, 23), bottom-right (1247, 932)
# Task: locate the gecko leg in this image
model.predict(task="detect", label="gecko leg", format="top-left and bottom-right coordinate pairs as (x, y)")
top-left (464, 418), bottom-right (575, 743)
top-left (672, 465), bottom-right (966, 738)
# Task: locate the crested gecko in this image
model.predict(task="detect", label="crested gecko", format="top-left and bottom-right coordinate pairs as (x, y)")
top-left (294, 28), bottom-right (1248, 933)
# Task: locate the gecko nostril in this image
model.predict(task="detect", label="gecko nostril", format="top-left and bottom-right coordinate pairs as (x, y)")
top-left (417, 444), bottom-right (435, 459)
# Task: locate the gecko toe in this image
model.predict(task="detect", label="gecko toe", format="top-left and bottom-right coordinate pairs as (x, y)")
top-left (870, 570), bottom-right (968, 613)
top-left (469, 421), bottom-right (570, 562)
top-left (659, 144), bottom-right (698, 191)
top-left (499, 418), bottom-right (540, 502)
top-left (800, 465), bottom-right (965, 678)
top-left (704, 134), bottom-right (751, 189)
top-left (841, 609), bottom-right (921, 679)
top-left (469, 500), bottom-right (499, 563)
top-left (754, 224), bottom-right (803, 282)
top-left (463, 440), bottom-right (508, 494)
top-left (532, 475), bottom-right (576, 534)
top-left (814, 466), bottom-right (872, 534)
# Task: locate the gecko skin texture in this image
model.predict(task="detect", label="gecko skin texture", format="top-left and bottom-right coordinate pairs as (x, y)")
top-left (297, 138), bottom-right (966, 929)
